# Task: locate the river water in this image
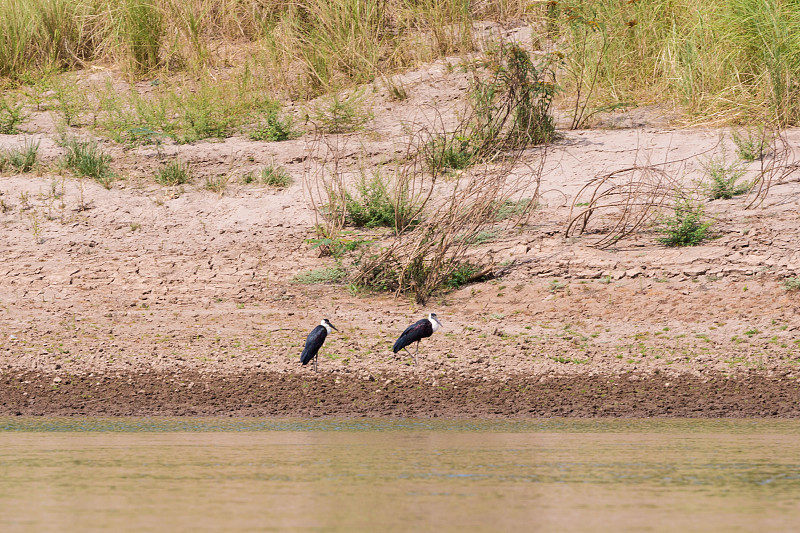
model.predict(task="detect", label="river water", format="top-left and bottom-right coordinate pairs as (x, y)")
top-left (0, 418), bottom-right (798, 532)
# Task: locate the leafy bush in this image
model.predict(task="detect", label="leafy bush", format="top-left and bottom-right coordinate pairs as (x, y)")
top-left (344, 172), bottom-right (396, 228)
top-left (426, 44), bottom-right (557, 173)
top-left (425, 135), bottom-right (475, 173)
top-left (731, 127), bottom-right (773, 161)
top-left (250, 111), bottom-right (298, 142)
top-left (657, 197), bottom-right (712, 247)
top-left (705, 157), bottom-right (750, 199)
top-left (311, 91), bottom-right (372, 133)
top-left (445, 262), bottom-right (481, 288)
top-left (0, 97), bottom-right (26, 134)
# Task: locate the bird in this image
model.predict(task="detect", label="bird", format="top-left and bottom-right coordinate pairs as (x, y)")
top-left (300, 318), bottom-right (338, 372)
top-left (392, 313), bottom-right (442, 366)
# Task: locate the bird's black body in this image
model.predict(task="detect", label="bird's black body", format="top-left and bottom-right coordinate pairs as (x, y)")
top-left (392, 313), bottom-right (441, 366)
top-left (393, 319), bottom-right (433, 353)
top-left (300, 319), bottom-right (337, 372)
top-left (301, 325), bottom-right (328, 365)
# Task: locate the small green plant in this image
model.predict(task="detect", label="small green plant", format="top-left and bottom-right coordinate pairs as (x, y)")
top-left (250, 110), bottom-right (297, 142)
top-left (461, 230), bottom-right (498, 245)
top-left (425, 135), bottom-right (475, 172)
top-left (783, 277), bottom-right (800, 291)
top-left (63, 138), bottom-right (114, 188)
top-left (293, 267), bottom-right (346, 284)
top-left (731, 127), bottom-right (773, 162)
top-left (344, 172), bottom-right (396, 228)
top-left (259, 165), bottom-right (292, 187)
top-left (496, 198), bottom-right (533, 221)
top-left (657, 197), bottom-right (712, 247)
top-left (155, 160), bottom-right (191, 186)
top-left (311, 91), bottom-right (372, 133)
top-left (705, 157), bottom-right (749, 200)
top-left (0, 96), bottom-right (27, 134)
top-left (445, 262), bottom-right (481, 289)
top-left (0, 140), bottom-right (39, 173)
top-left (204, 174), bottom-right (231, 194)
top-left (307, 232), bottom-right (371, 259)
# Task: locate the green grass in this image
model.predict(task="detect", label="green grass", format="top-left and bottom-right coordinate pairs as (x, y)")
top-left (242, 165), bottom-right (293, 188)
top-left (63, 138), bottom-right (114, 188)
top-left (0, 140), bottom-right (39, 173)
top-left (445, 262), bottom-right (481, 289)
top-left (783, 277), bottom-right (800, 291)
top-left (154, 160), bottom-right (190, 186)
top-left (2, 0), bottom-right (800, 127)
top-left (293, 267), bottom-right (346, 284)
top-left (550, 0), bottom-right (800, 125)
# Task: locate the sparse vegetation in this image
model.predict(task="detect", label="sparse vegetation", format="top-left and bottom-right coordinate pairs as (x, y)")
top-left (732, 126), bottom-right (773, 161)
top-left (260, 165), bottom-right (293, 188)
top-left (293, 267), bottom-right (346, 284)
top-left (310, 91), bottom-right (372, 134)
top-left (154, 160), bottom-right (190, 186)
top-left (249, 110), bottom-right (298, 142)
top-left (0, 140), bottom-right (39, 173)
top-left (705, 156), bottom-right (750, 200)
top-left (63, 138), bottom-right (113, 188)
top-left (0, 96), bottom-right (27, 134)
top-left (204, 174), bottom-right (231, 195)
top-left (658, 197), bottom-right (713, 247)
top-left (783, 277), bottom-right (800, 291)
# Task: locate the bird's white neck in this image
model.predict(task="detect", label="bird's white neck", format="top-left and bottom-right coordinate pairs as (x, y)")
top-left (429, 315), bottom-right (440, 332)
top-left (321, 320), bottom-right (332, 333)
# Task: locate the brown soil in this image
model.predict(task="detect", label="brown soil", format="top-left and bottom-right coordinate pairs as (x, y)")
top-left (2, 52), bottom-right (800, 417)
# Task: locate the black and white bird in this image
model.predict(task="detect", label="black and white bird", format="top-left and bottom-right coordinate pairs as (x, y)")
top-left (300, 319), bottom-right (338, 372)
top-left (392, 313), bottom-right (442, 366)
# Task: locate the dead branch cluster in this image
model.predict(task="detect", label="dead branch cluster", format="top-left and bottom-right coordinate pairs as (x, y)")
top-left (565, 128), bottom-right (800, 248)
top-left (303, 43), bottom-right (554, 302)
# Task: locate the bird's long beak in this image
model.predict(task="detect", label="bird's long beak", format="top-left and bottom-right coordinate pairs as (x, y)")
top-left (433, 317), bottom-right (443, 328)
top-left (330, 324), bottom-right (339, 332)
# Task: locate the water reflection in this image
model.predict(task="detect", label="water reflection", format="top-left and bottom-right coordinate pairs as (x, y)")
top-left (1, 419), bottom-right (799, 532)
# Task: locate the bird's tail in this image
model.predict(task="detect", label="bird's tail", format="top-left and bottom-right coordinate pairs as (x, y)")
top-left (392, 336), bottom-right (406, 353)
top-left (300, 347), bottom-right (313, 365)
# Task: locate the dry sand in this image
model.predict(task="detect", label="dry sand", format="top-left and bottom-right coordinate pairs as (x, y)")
top-left (2, 57), bottom-right (800, 417)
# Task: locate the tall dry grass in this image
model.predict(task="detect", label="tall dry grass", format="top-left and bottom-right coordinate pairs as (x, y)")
top-left (0, 0), bottom-right (524, 91)
top-left (549, 0), bottom-right (800, 125)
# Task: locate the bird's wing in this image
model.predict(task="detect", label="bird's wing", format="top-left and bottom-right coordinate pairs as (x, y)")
top-left (393, 319), bottom-right (429, 353)
top-left (300, 325), bottom-right (327, 365)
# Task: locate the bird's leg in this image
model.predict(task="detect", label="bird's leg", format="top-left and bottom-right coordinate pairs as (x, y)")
top-left (314, 355), bottom-right (318, 373)
top-left (414, 341), bottom-right (420, 367)
top-left (403, 343), bottom-right (419, 366)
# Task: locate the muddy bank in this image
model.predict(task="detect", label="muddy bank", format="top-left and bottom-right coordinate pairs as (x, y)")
top-left (2, 370), bottom-right (798, 418)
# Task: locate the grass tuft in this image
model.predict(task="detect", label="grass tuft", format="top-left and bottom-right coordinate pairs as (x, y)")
top-left (63, 138), bottom-right (114, 188)
top-left (154, 160), bottom-right (190, 186)
top-left (0, 140), bottom-right (39, 173)
top-left (293, 267), bottom-right (346, 284)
